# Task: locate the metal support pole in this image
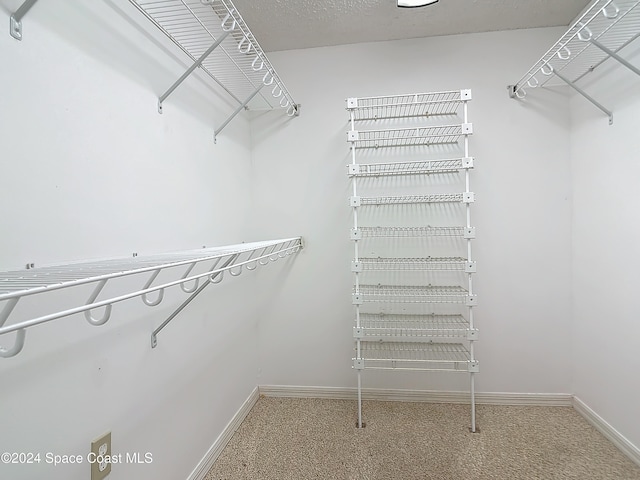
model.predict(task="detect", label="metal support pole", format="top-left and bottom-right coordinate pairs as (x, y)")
top-left (10, 0), bottom-right (39, 40)
top-left (590, 38), bottom-right (640, 78)
top-left (357, 371), bottom-right (363, 428)
top-left (553, 69), bottom-right (613, 125)
top-left (470, 373), bottom-right (476, 432)
top-left (157, 30), bottom-right (230, 113)
top-left (214, 85), bottom-right (264, 141)
top-left (150, 254), bottom-right (238, 348)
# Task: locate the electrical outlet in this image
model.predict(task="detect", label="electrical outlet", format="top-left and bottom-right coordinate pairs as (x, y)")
top-left (91, 432), bottom-right (111, 480)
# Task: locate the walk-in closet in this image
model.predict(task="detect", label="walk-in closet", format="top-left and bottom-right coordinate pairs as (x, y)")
top-left (1, 0), bottom-right (640, 479)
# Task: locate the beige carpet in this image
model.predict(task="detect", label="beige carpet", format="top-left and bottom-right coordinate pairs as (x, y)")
top-left (205, 397), bottom-right (640, 480)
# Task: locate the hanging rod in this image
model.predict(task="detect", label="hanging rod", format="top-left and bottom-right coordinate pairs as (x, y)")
top-left (508, 0), bottom-right (640, 124)
top-left (0, 237), bottom-right (303, 358)
top-left (128, 0), bottom-right (300, 134)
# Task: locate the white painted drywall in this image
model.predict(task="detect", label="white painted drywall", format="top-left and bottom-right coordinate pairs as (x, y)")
top-left (251, 28), bottom-right (574, 394)
top-left (0, 1), bottom-right (266, 479)
top-left (570, 42), bottom-right (640, 450)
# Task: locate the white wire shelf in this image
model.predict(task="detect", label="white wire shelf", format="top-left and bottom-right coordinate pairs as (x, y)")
top-left (354, 342), bottom-right (476, 372)
top-left (348, 158), bottom-right (473, 177)
top-left (510, 0), bottom-right (640, 123)
top-left (356, 193), bottom-right (467, 206)
top-left (348, 124), bottom-right (472, 149)
top-left (129, 0), bottom-right (299, 119)
top-left (352, 226), bottom-right (474, 238)
top-left (356, 257), bottom-right (469, 271)
top-left (354, 284), bottom-right (472, 304)
top-left (346, 90), bottom-right (472, 121)
top-left (357, 313), bottom-right (471, 340)
top-left (0, 237), bottom-right (303, 358)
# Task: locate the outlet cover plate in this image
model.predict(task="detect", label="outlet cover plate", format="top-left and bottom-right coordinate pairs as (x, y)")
top-left (91, 432), bottom-right (112, 480)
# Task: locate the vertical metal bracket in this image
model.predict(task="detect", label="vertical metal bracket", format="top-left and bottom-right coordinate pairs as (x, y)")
top-left (467, 329), bottom-right (479, 341)
top-left (462, 192), bottom-right (475, 204)
top-left (10, 0), bottom-right (39, 40)
top-left (158, 30), bottom-right (230, 114)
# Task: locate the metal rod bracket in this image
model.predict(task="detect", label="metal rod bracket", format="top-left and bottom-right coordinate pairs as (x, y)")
top-left (9, 0), bottom-right (39, 40)
top-left (553, 69), bottom-right (614, 125)
top-left (214, 84), bottom-right (264, 141)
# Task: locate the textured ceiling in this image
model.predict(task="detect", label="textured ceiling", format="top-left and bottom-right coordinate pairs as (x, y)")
top-left (231, 0), bottom-right (592, 52)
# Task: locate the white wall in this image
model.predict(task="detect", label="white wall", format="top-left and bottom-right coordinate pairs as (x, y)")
top-left (0, 1), bottom-right (266, 479)
top-left (251, 28), bottom-right (574, 394)
top-left (570, 42), bottom-right (640, 449)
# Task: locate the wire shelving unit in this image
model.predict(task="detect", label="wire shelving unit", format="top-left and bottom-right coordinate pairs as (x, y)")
top-left (348, 158), bottom-right (473, 177)
top-left (354, 285), bottom-right (474, 304)
top-left (358, 313), bottom-right (473, 340)
top-left (0, 237), bottom-right (303, 358)
top-left (348, 124), bottom-right (473, 149)
top-left (347, 89), bottom-right (478, 431)
top-left (356, 342), bottom-right (477, 372)
top-left (128, 0), bottom-right (299, 138)
top-left (354, 193), bottom-right (469, 206)
top-left (356, 257), bottom-right (470, 271)
top-left (7, 0), bottom-right (300, 138)
top-left (352, 226), bottom-right (474, 239)
top-left (509, 0), bottom-right (640, 124)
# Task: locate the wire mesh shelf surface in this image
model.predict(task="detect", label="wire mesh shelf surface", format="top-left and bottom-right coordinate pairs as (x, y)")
top-left (351, 124), bottom-right (469, 149)
top-left (359, 313), bottom-right (469, 338)
top-left (358, 257), bottom-right (467, 271)
top-left (359, 193), bottom-right (465, 205)
top-left (356, 342), bottom-right (471, 371)
top-left (129, 0), bottom-right (297, 113)
top-left (0, 238), bottom-right (301, 299)
top-left (356, 284), bottom-right (469, 303)
top-left (349, 158), bottom-right (471, 177)
top-left (347, 90), bottom-right (471, 121)
top-left (355, 226), bottom-right (469, 237)
top-left (513, 0), bottom-right (640, 96)
top-left (0, 238), bottom-right (303, 358)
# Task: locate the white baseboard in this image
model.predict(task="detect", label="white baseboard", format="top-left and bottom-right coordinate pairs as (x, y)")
top-left (573, 396), bottom-right (640, 467)
top-left (187, 386), bottom-right (260, 480)
top-left (258, 385), bottom-right (573, 406)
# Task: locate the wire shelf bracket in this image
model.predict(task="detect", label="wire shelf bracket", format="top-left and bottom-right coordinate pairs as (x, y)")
top-left (9, 0), bottom-right (39, 40)
top-left (0, 237), bottom-right (303, 358)
top-left (129, 0), bottom-right (300, 137)
top-left (508, 0), bottom-right (640, 125)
